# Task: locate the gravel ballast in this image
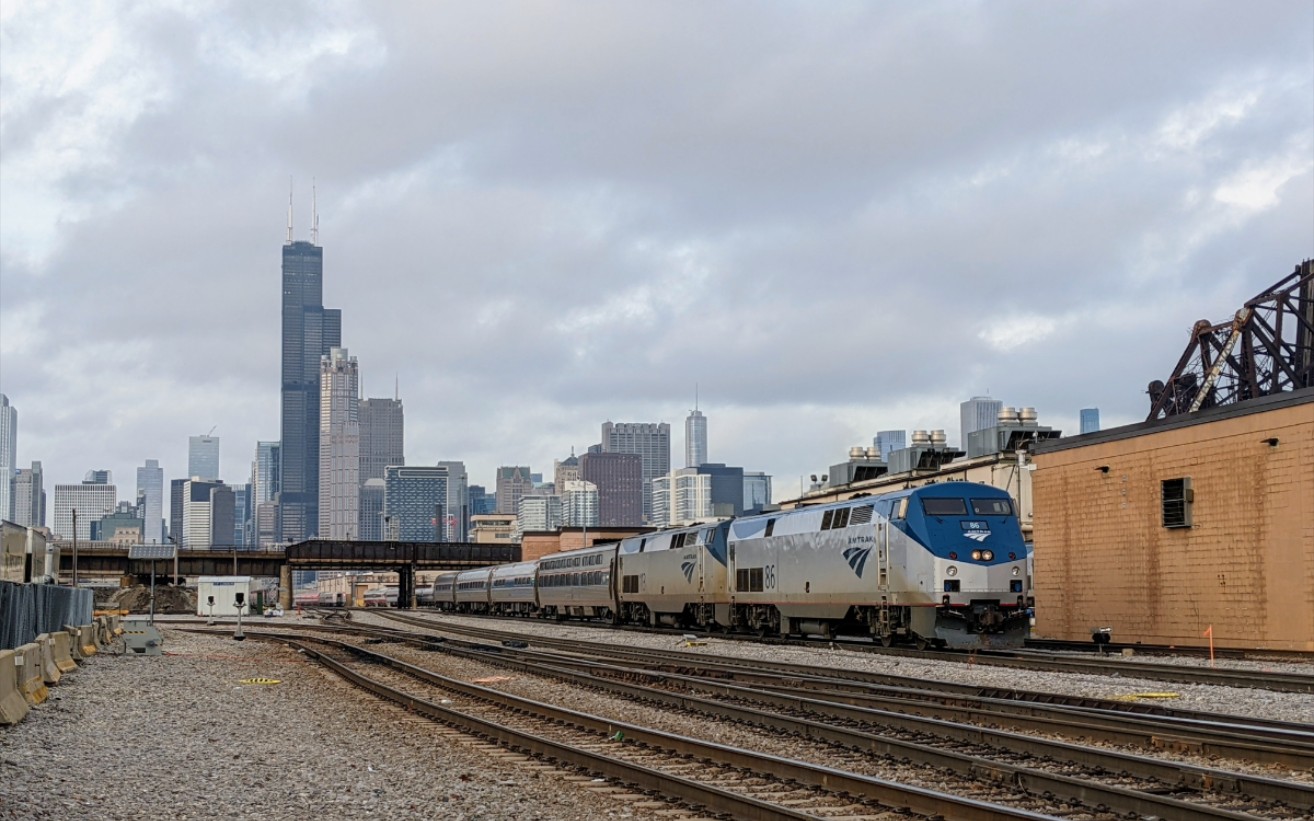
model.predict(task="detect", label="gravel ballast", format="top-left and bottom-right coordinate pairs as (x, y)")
top-left (0, 627), bottom-right (666, 821)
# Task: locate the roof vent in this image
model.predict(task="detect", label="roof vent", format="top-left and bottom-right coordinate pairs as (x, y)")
top-left (911, 429), bottom-right (931, 445)
top-left (849, 446), bottom-right (865, 460)
top-left (930, 430), bottom-right (947, 447)
top-left (1019, 407), bottom-right (1038, 426)
top-left (998, 407), bottom-right (1019, 425)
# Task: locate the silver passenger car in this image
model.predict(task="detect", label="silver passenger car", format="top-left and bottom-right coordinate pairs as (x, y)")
top-left (489, 561), bottom-right (538, 615)
top-left (454, 568), bottom-right (492, 613)
top-left (536, 543), bottom-right (618, 620)
top-left (617, 521), bottom-right (731, 629)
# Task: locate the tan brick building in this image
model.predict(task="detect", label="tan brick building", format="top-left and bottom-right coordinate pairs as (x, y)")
top-left (1030, 389), bottom-right (1313, 652)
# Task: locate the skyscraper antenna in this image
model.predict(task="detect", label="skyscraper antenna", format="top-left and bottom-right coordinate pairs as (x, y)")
top-left (311, 177), bottom-right (319, 245)
top-left (286, 177), bottom-right (294, 244)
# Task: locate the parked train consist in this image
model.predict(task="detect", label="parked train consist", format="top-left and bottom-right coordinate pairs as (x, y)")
top-left (429, 482), bottom-right (1029, 648)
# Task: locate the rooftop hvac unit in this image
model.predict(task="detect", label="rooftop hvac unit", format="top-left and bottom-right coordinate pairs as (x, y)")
top-left (911, 430), bottom-right (931, 445)
top-left (1019, 407), bottom-right (1038, 426)
top-left (998, 407), bottom-right (1019, 425)
top-left (930, 430), bottom-right (947, 446)
top-left (865, 447), bottom-right (880, 459)
top-left (849, 446), bottom-right (865, 460)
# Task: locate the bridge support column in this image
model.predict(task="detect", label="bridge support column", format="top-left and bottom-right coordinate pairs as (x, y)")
top-left (398, 565), bottom-right (414, 610)
top-left (279, 565), bottom-right (292, 610)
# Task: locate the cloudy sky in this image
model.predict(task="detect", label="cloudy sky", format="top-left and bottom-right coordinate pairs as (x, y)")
top-left (2, 1), bottom-right (1311, 511)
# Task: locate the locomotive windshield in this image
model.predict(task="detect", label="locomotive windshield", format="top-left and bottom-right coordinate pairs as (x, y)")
top-left (921, 497), bottom-right (968, 516)
top-left (970, 498), bottom-right (1013, 516)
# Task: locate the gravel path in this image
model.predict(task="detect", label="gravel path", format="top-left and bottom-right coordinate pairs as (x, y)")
top-left (0, 628), bottom-right (667, 821)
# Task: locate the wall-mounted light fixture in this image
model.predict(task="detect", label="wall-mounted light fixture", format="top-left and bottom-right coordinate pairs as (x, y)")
top-left (1095, 465), bottom-right (1110, 474)
top-left (1262, 437), bottom-right (1279, 448)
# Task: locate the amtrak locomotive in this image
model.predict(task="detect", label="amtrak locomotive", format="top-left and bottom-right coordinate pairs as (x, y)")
top-left (430, 481), bottom-right (1028, 649)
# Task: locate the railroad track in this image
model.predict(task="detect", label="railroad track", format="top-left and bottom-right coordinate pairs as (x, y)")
top-left (217, 628), bottom-right (1062, 821)
top-left (187, 620), bottom-right (1314, 819)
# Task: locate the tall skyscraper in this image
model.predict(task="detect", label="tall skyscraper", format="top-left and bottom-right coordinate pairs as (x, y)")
top-left (0, 394), bottom-right (15, 522)
top-left (169, 478), bottom-right (187, 543)
top-left (318, 347), bottom-right (359, 539)
top-left (1080, 408), bottom-right (1101, 434)
top-left (359, 397), bottom-right (404, 482)
top-left (960, 396), bottom-right (1003, 448)
top-left (685, 408), bottom-right (707, 468)
top-left (231, 483), bottom-right (251, 548)
top-left (188, 434), bottom-right (220, 481)
top-left (873, 430), bottom-right (906, 461)
top-left (359, 479), bottom-right (386, 540)
top-left (136, 459), bottom-right (164, 543)
top-left (384, 465), bottom-right (448, 541)
top-left (495, 466), bottom-right (533, 515)
top-left (279, 226), bottom-right (341, 542)
top-left (468, 485), bottom-right (495, 516)
top-left (601, 421), bottom-right (670, 523)
top-left (553, 452), bottom-right (580, 491)
top-left (12, 461), bottom-right (45, 528)
top-left (436, 461), bottom-right (469, 541)
top-left (251, 441), bottom-right (281, 505)
top-left (579, 451), bottom-right (643, 527)
top-left (53, 480), bottom-right (118, 541)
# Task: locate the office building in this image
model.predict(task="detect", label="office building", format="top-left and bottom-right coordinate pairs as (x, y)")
top-left (494, 466), bottom-right (533, 516)
top-left (651, 462), bottom-right (744, 527)
top-left (84, 469), bottom-right (112, 485)
top-left (169, 478), bottom-right (186, 543)
top-left (873, 430), bottom-right (906, 461)
top-left (578, 451), bottom-right (643, 527)
top-left (52, 481), bottom-right (118, 541)
top-left (180, 479), bottom-right (233, 548)
top-left (252, 441), bottom-right (280, 505)
top-left (553, 452), bottom-right (580, 491)
top-left (960, 396), bottom-right (1003, 448)
top-left (743, 472), bottom-right (772, 515)
top-left (515, 495), bottom-right (562, 538)
top-left (384, 465), bottom-right (448, 541)
top-left (0, 394), bottom-right (14, 521)
top-left (601, 421), bottom-right (670, 523)
top-left (1080, 408), bottom-right (1101, 434)
top-left (560, 480), bottom-right (599, 528)
top-left (188, 434), bottom-right (220, 481)
top-left (469, 485), bottom-right (495, 516)
top-left (436, 461), bottom-right (469, 541)
top-left (253, 501), bottom-right (280, 548)
top-left (92, 502), bottom-right (143, 545)
top-left (685, 408), bottom-right (707, 468)
top-left (135, 459), bottom-right (164, 544)
top-left (231, 483), bottom-right (251, 548)
top-left (279, 229), bottom-right (341, 542)
top-left (359, 479), bottom-right (385, 540)
top-left (318, 347), bottom-right (359, 540)
top-left (359, 397), bottom-right (404, 482)
top-left (12, 461), bottom-right (45, 528)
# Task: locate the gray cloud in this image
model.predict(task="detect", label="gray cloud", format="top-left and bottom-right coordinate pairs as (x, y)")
top-left (1, 1), bottom-right (1310, 509)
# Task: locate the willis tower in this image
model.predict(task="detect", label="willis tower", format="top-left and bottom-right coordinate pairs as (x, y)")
top-left (279, 188), bottom-right (340, 542)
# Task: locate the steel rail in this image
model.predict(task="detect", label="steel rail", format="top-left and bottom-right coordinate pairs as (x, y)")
top-left (329, 626), bottom-right (1314, 814)
top-left (251, 631), bottom-right (1059, 821)
top-left (376, 612), bottom-right (1314, 736)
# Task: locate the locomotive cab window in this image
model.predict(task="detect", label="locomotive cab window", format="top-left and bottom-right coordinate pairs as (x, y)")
top-left (922, 498), bottom-right (968, 517)
top-left (970, 499), bottom-right (1013, 516)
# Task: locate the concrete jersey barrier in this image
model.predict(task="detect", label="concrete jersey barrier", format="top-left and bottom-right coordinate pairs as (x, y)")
top-left (0, 648), bottom-right (29, 725)
top-left (17, 642), bottom-right (48, 705)
top-left (51, 631), bottom-right (78, 673)
top-left (37, 634), bottom-right (60, 686)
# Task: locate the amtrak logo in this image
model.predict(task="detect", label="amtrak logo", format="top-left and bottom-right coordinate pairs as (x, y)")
top-left (843, 545), bottom-right (872, 577)
top-left (964, 532), bottom-right (990, 543)
top-left (680, 559), bottom-right (696, 583)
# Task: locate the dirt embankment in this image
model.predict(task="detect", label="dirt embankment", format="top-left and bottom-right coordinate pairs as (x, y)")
top-left (105, 585), bottom-right (197, 614)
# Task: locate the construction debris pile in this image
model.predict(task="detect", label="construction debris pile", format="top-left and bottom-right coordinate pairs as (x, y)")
top-left (106, 584), bottom-right (197, 614)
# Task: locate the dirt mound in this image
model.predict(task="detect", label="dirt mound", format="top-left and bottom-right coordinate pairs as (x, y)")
top-left (108, 585), bottom-right (197, 614)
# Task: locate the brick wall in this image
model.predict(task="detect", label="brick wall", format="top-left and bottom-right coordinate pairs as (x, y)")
top-left (1032, 400), bottom-right (1314, 651)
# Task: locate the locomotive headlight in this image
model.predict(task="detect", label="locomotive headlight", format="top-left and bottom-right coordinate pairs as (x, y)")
top-left (946, 565), bottom-right (958, 577)
top-left (982, 550), bottom-right (994, 561)
top-left (971, 550), bottom-right (982, 561)
top-left (1011, 566), bottom-right (1021, 576)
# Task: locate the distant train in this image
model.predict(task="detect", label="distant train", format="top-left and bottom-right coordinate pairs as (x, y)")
top-left (429, 482), bottom-right (1029, 649)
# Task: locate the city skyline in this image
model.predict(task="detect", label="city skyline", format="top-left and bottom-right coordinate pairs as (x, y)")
top-left (2, 5), bottom-right (1311, 518)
